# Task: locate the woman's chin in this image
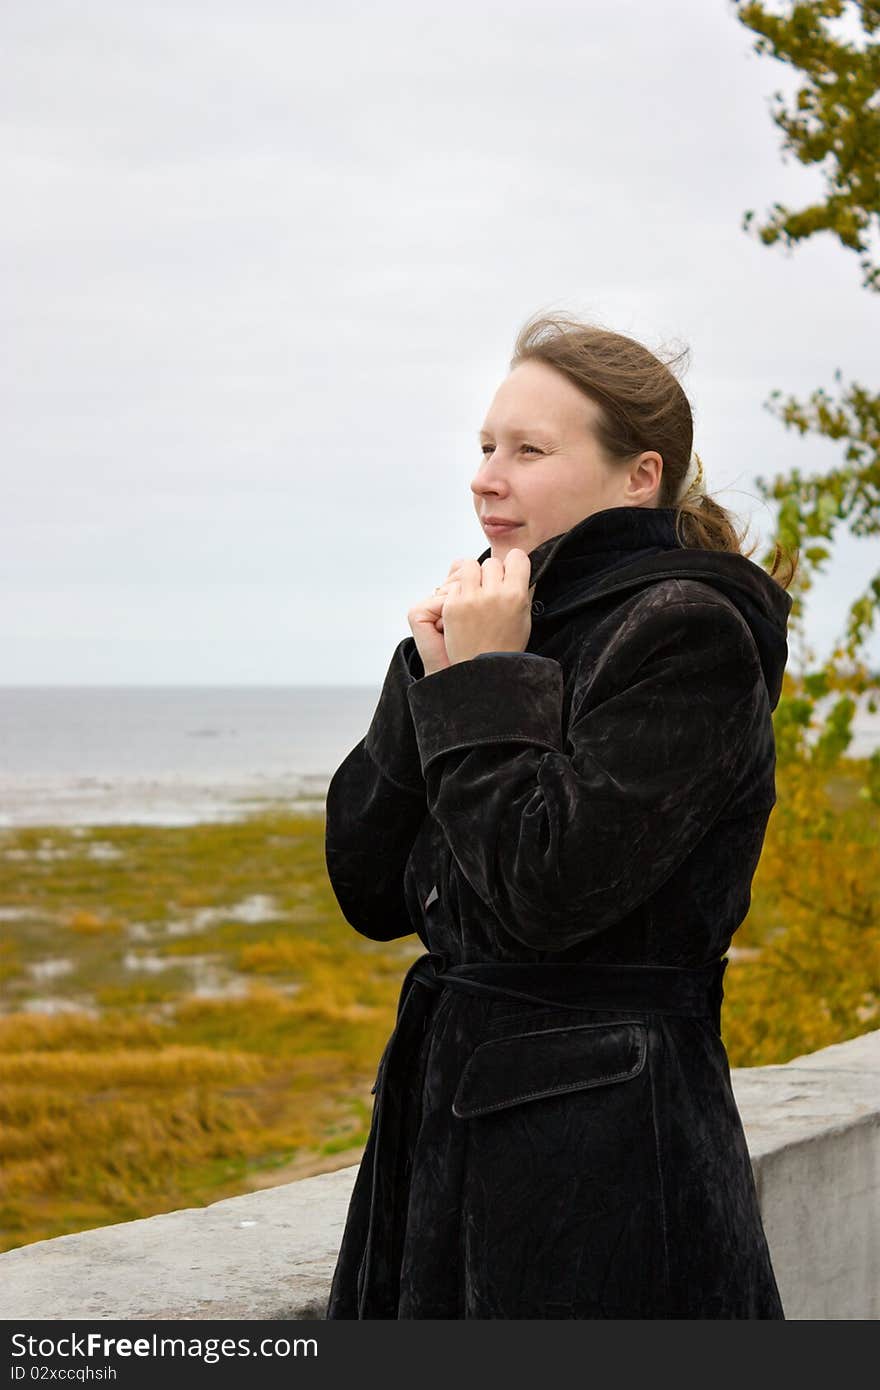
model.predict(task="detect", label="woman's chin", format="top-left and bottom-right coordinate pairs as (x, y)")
top-left (491, 534), bottom-right (528, 561)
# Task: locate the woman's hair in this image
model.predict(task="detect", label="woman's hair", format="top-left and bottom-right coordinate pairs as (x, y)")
top-left (510, 312), bottom-right (799, 590)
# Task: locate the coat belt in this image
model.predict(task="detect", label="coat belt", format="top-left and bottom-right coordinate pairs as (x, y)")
top-left (354, 948), bottom-right (729, 1317)
top-left (409, 949), bottom-right (728, 1024)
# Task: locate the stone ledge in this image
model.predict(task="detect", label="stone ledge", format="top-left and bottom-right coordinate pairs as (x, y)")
top-left (1, 1028), bottom-right (878, 1321)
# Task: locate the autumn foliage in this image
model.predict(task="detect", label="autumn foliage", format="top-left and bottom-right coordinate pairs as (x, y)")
top-left (723, 669), bottom-right (880, 1065)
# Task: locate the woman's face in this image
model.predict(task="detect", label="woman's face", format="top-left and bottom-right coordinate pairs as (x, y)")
top-left (471, 358), bottom-right (661, 560)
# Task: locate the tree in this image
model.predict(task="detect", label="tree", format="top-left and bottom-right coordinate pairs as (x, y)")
top-left (732, 0), bottom-right (880, 782)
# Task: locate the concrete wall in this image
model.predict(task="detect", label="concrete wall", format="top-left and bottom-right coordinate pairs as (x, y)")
top-left (1, 1028), bottom-right (878, 1321)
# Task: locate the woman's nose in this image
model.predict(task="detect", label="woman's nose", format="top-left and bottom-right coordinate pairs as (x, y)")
top-left (470, 457), bottom-right (510, 498)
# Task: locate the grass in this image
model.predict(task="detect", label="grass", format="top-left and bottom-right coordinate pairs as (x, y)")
top-left (1, 759), bottom-right (877, 1250)
top-left (0, 810), bottom-right (419, 1253)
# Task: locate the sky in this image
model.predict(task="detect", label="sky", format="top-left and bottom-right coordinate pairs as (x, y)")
top-left (3, 0), bottom-right (877, 686)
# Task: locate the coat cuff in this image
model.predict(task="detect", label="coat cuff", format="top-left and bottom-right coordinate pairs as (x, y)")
top-left (406, 652), bottom-right (565, 775)
top-left (363, 637), bottom-right (426, 795)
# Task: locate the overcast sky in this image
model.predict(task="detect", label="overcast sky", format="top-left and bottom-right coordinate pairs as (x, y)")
top-left (3, 0), bottom-right (877, 686)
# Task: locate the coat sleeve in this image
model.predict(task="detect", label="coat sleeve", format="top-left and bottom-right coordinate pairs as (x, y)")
top-left (323, 636), bottom-right (426, 941)
top-left (405, 595), bottom-right (768, 951)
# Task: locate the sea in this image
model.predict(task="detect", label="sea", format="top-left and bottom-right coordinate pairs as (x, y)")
top-left (0, 686), bottom-right (379, 828)
top-left (0, 685), bottom-right (878, 829)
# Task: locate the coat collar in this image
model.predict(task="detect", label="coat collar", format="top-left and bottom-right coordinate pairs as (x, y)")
top-left (478, 505), bottom-right (683, 606)
top-left (477, 504), bottom-right (794, 711)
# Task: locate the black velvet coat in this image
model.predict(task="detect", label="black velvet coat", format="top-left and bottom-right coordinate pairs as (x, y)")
top-left (323, 505), bottom-right (790, 1319)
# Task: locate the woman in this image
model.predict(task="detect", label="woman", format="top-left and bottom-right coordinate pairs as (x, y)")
top-left (323, 314), bottom-right (795, 1320)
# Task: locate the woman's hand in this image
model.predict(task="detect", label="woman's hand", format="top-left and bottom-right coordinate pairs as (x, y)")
top-left (408, 557), bottom-right (467, 677)
top-left (437, 551), bottom-right (536, 666)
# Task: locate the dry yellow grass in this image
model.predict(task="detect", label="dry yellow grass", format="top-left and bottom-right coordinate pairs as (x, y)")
top-left (0, 811), bottom-right (401, 1251)
top-left (0, 761), bottom-right (876, 1252)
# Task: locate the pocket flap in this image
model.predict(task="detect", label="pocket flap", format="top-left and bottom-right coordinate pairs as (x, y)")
top-left (451, 1019), bottom-right (647, 1119)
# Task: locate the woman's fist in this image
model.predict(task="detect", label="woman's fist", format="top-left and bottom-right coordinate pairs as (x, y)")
top-left (408, 551), bottom-right (536, 675)
top-left (407, 557), bottom-right (467, 677)
top-left (440, 550), bottom-right (536, 666)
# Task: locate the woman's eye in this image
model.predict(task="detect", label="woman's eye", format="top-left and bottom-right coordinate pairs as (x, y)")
top-left (479, 444), bottom-right (541, 456)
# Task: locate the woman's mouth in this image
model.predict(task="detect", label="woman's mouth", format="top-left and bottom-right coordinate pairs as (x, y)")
top-left (482, 519), bottom-right (524, 538)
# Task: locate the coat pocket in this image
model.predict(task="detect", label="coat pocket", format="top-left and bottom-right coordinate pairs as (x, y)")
top-left (451, 1019), bottom-right (647, 1119)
